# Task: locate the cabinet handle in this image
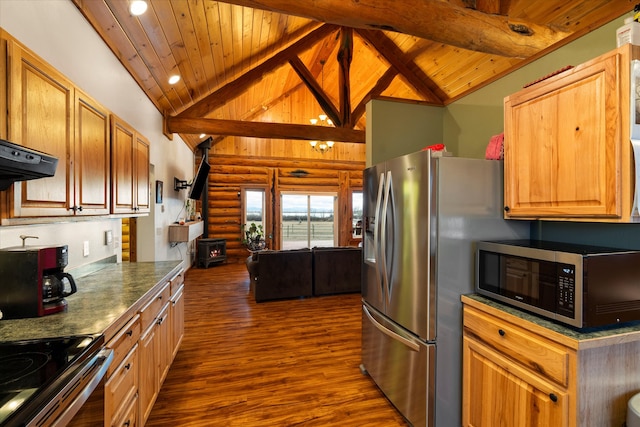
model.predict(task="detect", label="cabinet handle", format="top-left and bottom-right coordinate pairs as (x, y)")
top-left (157, 316), bottom-right (166, 325)
top-left (504, 206), bottom-right (510, 212)
top-left (77, 205), bottom-right (83, 212)
top-left (126, 330), bottom-right (133, 337)
top-left (498, 329), bottom-right (506, 336)
top-left (124, 363), bottom-right (131, 371)
top-left (549, 393), bottom-right (558, 403)
top-left (123, 420), bottom-right (131, 427)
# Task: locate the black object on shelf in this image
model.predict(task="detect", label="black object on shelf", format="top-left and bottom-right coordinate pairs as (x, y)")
top-left (198, 238), bottom-right (227, 268)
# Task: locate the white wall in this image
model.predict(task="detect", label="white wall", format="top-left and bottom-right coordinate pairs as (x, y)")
top-left (0, 0), bottom-right (195, 268)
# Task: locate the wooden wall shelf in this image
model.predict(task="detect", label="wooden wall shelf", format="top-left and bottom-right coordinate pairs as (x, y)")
top-left (169, 221), bottom-right (204, 243)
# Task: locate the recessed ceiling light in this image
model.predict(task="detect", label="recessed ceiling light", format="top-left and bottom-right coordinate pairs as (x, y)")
top-left (199, 134), bottom-right (206, 139)
top-left (168, 75), bottom-right (180, 85)
top-left (130, 0), bottom-right (148, 16)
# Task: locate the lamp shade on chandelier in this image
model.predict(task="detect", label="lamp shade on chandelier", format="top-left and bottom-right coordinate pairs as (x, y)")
top-left (309, 114), bottom-right (334, 154)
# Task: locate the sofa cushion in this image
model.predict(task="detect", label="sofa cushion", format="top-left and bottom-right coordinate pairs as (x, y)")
top-left (312, 247), bottom-right (362, 296)
top-left (254, 249), bottom-right (313, 302)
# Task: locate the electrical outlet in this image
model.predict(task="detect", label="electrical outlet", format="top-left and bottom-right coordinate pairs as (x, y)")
top-left (83, 241), bottom-right (90, 257)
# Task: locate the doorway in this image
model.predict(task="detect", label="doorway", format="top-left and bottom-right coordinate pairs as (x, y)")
top-left (281, 192), bottom-right (337, 249)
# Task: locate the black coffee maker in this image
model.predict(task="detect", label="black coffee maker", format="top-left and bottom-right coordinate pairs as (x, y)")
top-left (0, 245), bottom-right (77, 319)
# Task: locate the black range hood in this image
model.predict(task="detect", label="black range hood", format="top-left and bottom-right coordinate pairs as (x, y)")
top-left (0, 139), bottom-right (58, 190)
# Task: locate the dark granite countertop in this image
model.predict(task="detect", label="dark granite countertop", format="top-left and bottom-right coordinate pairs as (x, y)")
top-left (0, 261), bottom-right (182, 342)
top-left (463, 293), bottom-right (640, 348)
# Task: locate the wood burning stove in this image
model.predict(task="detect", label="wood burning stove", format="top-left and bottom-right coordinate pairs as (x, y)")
top-left (198, 238), bottom-right (227, 268)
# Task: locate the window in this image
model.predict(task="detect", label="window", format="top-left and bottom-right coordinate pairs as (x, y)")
top-left (243, 188), bottom-right (265, 237)
top-left (281, 192), bottom-right (337, 249)
top-left (352, 191), bottom-right (363, 238)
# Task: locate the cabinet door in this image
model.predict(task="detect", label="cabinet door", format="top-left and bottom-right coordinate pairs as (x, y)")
top-left (111, 116), bottom-right (135, 214)
top-left (111, 115), bottom-right (150, 214)
top-left (75, 89), bottom-right (110, 215)
top-left (170, 286), bottom-right (185, 360)
top-left (463, 336), bottom-right (568, 427)
top-left (134, 134), bottom-right (150, 213)
top-left (157, 303), bottom-right (171, 385)
top-left (138, 323), bottom-right (158, 426)
top-left (504, 51), bottom-right (621, 219)
top-left (7, 40), bottom-right (74, 217)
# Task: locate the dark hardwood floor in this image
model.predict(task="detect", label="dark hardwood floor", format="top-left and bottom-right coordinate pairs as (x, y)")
top-left (145, 262), bottom-right (407, 426)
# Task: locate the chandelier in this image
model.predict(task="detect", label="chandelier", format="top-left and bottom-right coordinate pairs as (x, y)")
top-left (309, 114), bottom-right (334, 154)
top-left (309, 60), bottom-right (334, 154)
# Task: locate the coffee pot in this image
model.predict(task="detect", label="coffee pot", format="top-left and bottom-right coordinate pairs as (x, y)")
top-left (42, 271), bottom-right (77, 302)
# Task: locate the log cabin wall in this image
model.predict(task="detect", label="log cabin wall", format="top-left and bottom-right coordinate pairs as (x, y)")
top-left (199, 138), bottom-right (365, 263)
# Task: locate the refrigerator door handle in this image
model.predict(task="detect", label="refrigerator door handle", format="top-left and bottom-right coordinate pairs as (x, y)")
top-left (380, 170), bottom-right (393, 306)
top-left (363, 305), bottom-right (421, 352)
top-left (373, 172), bottom-right (386, 301)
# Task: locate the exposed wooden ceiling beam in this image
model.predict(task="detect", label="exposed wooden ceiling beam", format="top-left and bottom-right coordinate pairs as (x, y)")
top-left (338, 28), bottom-right (353, 128)
top-left (218, 0), bottom-right (568, 58)
top-left (166, 117), bottom-right (365, 143)
top-left (288, 56), bottom-right (342, 127)
top-left (356, 29), bottom-right (445, 104)
top-left (176, 24), bottom-right (339, 118)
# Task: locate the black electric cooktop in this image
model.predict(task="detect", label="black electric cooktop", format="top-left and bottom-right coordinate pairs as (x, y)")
top-left (0, 334), bottom-right (103, 426)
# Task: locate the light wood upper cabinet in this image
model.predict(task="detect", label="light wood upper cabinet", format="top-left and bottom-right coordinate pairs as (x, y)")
top-left (2, 34), bottom-right (151, 221)
top-left (111, 114), bottom-right (150, 214)
top-left (74, 89), bottom-right (110, 215)
top-left (135, 132), bottom-right (150, 212)
top-left (503, 44), bottom-right (639, 222)
top-left (5, 39), bottom-right (110, 219)
top-left (6, 39), bottom-right (74, 217)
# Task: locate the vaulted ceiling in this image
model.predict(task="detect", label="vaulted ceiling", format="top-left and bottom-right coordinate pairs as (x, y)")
top-left (71, 0), bottom-right (633, 151)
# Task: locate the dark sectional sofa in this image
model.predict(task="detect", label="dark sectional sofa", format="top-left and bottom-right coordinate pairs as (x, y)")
top-left (246, 247), bottom-right (362, 302)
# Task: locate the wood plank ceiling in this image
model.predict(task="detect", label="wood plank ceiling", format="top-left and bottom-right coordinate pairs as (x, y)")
top-left (71, 0), bottom-right (634, 151)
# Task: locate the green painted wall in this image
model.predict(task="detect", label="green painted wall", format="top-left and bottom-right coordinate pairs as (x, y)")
top-left (366, 99), bottom-right (443, 166)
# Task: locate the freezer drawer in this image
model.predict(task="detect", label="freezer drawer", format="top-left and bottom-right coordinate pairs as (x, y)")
top-left (361, 304), bottom-right (434, 427)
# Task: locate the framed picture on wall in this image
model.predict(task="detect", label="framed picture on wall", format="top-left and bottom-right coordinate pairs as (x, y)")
top-left (156, 180), bottom-right (163, 204)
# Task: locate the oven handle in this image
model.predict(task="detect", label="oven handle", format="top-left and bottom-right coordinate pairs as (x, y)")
top-left (50, 347), bottom-right (114, 427)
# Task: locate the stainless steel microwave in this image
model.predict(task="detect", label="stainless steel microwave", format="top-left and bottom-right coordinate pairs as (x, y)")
top-left (475, 240), bottom-right (640, 329)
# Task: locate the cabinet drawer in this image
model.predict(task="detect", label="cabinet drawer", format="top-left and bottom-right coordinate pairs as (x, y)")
top-left (106, 315), bottom-right (140, 378)
top-left (111, 392), bottom-right (138, 427)
top-left (170, 269), bottom-right (184, 296)
top-left (105, 344), bottom-right (138, 424)
top-left (140, 282), bottom-right (170, 331)
top-left (463, 306), bottom-right (570, 386)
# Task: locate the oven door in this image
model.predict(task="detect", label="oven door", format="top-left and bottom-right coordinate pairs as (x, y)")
top-left (27, 347), bottom-right (114, 427)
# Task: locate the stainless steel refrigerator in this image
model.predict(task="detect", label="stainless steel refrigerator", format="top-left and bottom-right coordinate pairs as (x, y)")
top-left (361, 151), bottom-right (529, 427)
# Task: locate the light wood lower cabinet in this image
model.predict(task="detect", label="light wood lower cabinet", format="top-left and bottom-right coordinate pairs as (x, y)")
top-left (462, 295), bottom-right (640, 427)
top-left (105, 315), bottom-right (140, 427)
top-left (105, 344), bottom-right (139, 427)
top-left (138, 281), bottom-right (171, 426)
top-left (169, 270), bottom-right (185, 360)
top-left (104, 267), bottom-right (185, 427)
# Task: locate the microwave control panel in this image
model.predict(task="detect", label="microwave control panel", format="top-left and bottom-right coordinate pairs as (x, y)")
top-left (557, 264), bottom-right (575, 316)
